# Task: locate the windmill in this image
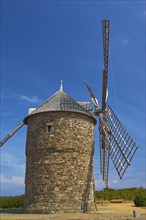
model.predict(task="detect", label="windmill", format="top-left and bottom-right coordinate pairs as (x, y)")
top-left (85, 20), bottom-right (138, 188)
top-left (0, 20), bottom-right (138, 191)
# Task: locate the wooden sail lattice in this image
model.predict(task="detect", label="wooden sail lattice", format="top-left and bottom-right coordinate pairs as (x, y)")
top-left (99, 106), bottom-right (138, 186)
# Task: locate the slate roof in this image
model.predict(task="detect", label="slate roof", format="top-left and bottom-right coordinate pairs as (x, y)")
top-left (24, 90), bottom-right (96, 124)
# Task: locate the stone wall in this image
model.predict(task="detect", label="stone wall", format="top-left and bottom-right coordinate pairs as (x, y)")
top-left (24, 111), bottom-right (97, 213)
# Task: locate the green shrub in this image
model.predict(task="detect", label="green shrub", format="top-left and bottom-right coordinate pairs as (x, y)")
top-left (0, 195), bottom-right (24, 209)
top-left (95, 187), bottom-right (146, 201)
top-left (134, 195), bottom-right (146, 207)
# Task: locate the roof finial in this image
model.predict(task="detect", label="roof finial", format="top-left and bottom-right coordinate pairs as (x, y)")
top-left (60, 80), bottom-right (63, 91)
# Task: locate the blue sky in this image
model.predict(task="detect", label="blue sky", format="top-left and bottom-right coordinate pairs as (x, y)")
top-left (0, 0), bottom-right (145, 196)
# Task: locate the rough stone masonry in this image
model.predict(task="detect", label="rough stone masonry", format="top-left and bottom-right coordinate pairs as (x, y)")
top-left (24, 90), bottom-right (97, 213)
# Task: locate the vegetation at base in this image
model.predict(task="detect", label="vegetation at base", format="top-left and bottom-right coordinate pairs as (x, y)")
top-left (0, 195), bottom-right (24, 209)
top-left (134, 195), bottom-right (146, 207)
top-left (0, 187), bottom-right (146, 209)
top-left (95, 187), bottom-right (146, 202)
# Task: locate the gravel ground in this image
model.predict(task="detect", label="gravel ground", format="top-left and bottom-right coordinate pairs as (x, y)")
top-left (0, 202), bottom-right (146, 220)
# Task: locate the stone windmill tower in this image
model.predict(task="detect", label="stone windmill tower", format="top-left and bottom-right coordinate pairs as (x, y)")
top-left (24, 81), bottom-right (97, 213)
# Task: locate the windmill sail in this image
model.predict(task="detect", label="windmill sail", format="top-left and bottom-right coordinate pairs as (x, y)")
top-left (0, 121), bottom-right (25, 147)
top-left (0, 107), bottom-right (38, 147)
top-left (102, 70), bottom-right (109, 110)
top-left (102, 20), bottom-right (110, 110)
top-left (85, 81), bottom-right (100, 109)
top-left (99, 117), bottom-right (110, 187)
top-left (101, 106), bottom-right (138, 179)
top-left (85, 20), bottom-right (138, 188)
top-left (99, 20), bottom-right (110, 187)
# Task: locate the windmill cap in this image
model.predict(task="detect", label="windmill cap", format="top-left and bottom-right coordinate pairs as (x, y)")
top-left (24, 90), bottom-right (97, 124)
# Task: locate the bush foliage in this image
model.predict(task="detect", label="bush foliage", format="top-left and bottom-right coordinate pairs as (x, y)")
top-left (134, 194), bottom-right (146, 207)
top-left (0, 187), bottom-right (146, 209)
top-left (0, 195), bottom-right (24, 209)
top-left (95, 187), bottom-right (146, 201)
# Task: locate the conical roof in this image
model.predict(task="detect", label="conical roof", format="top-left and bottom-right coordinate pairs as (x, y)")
top-left (24, 90), bottom-right (96, 124)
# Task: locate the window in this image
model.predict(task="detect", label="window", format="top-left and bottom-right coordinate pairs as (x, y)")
top-left (46, 121), bottom-right (54, 134)
top-left (47, 125), bottom-right (52, 133)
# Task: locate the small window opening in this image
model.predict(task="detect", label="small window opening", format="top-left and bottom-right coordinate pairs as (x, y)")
top-left (47, 125), bottom-right (52, 133)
